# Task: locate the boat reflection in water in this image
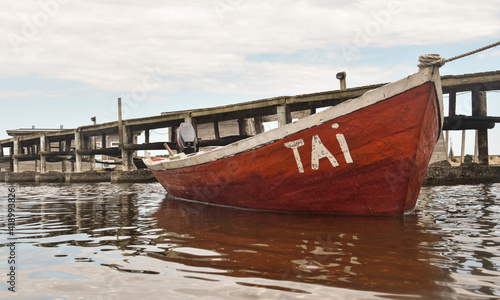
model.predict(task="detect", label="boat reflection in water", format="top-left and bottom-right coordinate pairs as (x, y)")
top-left (150, 196), bottom-right (452, 298)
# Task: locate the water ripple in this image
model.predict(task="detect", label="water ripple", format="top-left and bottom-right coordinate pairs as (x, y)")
top-left (1, 182), bottom-right (500, 299)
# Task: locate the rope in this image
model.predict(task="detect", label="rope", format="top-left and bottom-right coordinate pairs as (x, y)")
top-left (418, 40), bottom-right (500, 69)
top-left (445, 40), bottom-right (500, 63)
top-left (418, 54), bottom-right (446, 69)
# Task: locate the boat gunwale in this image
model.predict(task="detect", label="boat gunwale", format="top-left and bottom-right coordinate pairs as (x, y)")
top-left (145, 67), bottom-right (443, 171)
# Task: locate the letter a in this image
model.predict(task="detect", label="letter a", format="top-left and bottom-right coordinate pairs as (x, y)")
top-left (311, 135), bottom-right (338, 170)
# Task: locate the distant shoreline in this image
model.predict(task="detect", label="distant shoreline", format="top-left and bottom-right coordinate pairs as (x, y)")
top-left (1, 164), bottom-right (500, 186)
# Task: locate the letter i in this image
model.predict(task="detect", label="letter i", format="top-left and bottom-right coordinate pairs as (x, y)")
top-left (332, 123), bottom-right (353, 164)
top-left (336, 134), bottom-right (353, 164)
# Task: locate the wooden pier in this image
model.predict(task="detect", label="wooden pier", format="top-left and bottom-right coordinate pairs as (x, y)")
top-left (1, 70), bottom-right (500, 183)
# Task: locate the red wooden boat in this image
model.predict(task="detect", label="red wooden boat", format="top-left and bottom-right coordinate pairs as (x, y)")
top-left (144, 65), bottom-right (444, 215)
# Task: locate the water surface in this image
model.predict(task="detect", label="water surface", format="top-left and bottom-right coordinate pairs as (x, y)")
top-left (1, 183), bottom-right (499, 299)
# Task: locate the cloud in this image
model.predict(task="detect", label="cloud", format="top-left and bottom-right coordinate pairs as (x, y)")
top-left (1, 0), bottom-right (499, 99)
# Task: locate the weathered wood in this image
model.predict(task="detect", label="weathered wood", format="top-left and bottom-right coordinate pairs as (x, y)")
top-left (163, 143), bottom-right (175, 157)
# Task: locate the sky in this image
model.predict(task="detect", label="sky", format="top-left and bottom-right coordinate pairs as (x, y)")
top-left (1, 0), bottom-right (500, 156)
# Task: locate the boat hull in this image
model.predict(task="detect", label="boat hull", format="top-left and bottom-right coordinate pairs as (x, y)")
top-left (150, 78), bottom-right (441, 215)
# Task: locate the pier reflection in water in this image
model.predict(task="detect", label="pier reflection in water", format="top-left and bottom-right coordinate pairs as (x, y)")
top-left (0, 183), bottom-right (499, 299)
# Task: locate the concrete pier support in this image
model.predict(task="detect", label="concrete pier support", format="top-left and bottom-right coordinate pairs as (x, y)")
top-left (75, 131), bottom-right (83, 172)
top-left (277, 105), bottom-right (292, 127)
top-left (169, 126), bottom-right (176, 143)
top-left (117, 97), bottom-right (134, 171)
top-left (214, 119), bottom-right (220, 139)
top-left (461, 130), bottom-right (466, 164)
top-left (121, 150), bottom-right (133, 171)
top-left (237, 118), bottom-right (247, 136)
top-left (144, 129), bottom-right (150, 144)
top-left (101, 134), bottom-right (106, 149)
top-left (63, 139), bottom-right (70, 172)
top-left (40, 135), bottom-right (47, 174)
top-left (254, 117), bottom-right (264, 134)
top-left (473, 90), bottom-right (489, 165)
top-left (61, 158), bottom-right (67, 173)
top-left (13, 139), bottom-right (19, 173)
top-left (121, 126), bottom-right (134, 171)
top-left (89, 136), bottom-right (96, 171)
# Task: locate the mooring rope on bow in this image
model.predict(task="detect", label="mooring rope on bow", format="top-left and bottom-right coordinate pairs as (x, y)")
top-left (418, 54), bottom-right (446, 69)
top-left (418, 40), bottom-right (500, 69)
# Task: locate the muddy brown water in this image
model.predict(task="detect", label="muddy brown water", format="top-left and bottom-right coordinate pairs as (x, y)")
top-left (1, 183), bottom-right (499, 299)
